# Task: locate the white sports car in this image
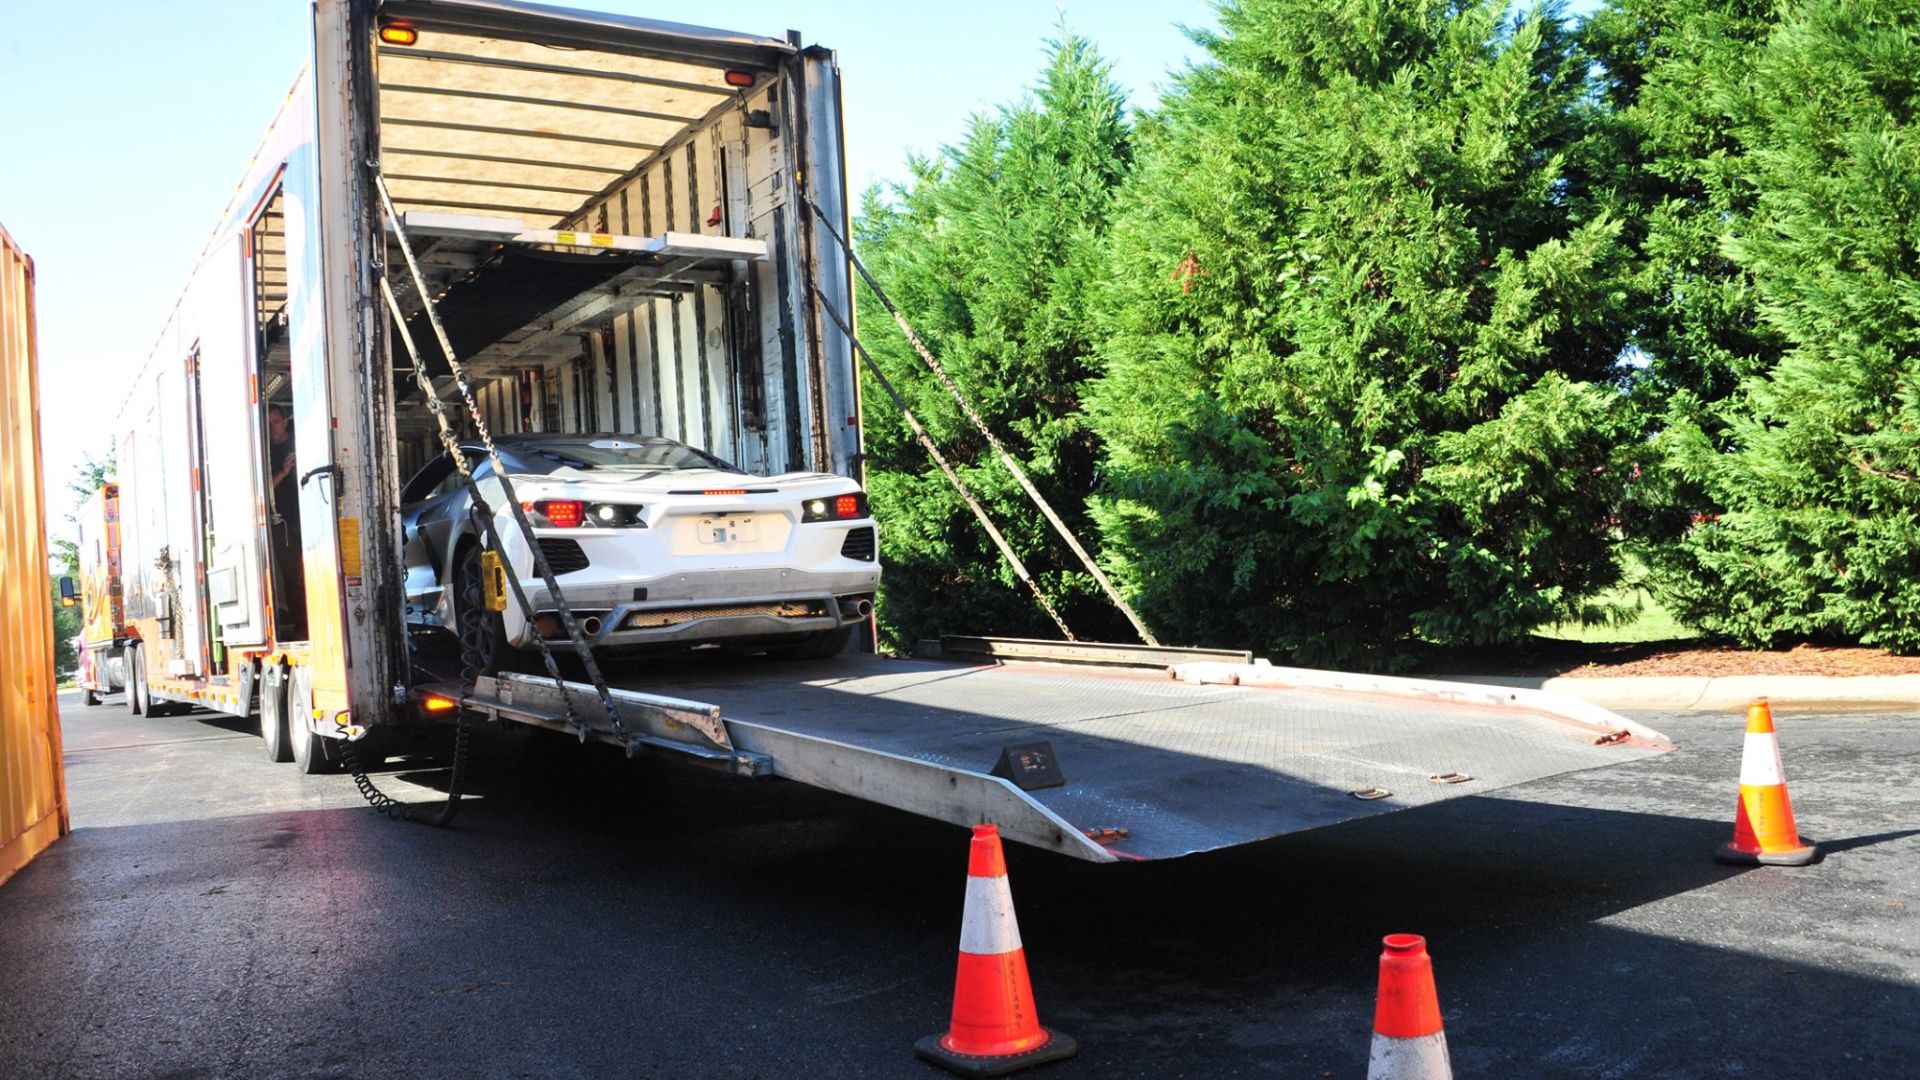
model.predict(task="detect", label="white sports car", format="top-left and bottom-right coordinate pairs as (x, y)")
top-left (400, 434), bottom-right (879, 661)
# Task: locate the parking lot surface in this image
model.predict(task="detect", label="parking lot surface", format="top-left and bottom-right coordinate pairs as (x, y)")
top-left (1, 681), bottom-right (1915, 1078)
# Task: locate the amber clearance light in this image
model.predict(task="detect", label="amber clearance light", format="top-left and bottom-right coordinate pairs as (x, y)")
top-left (379, 21), bottom-right (420, 46)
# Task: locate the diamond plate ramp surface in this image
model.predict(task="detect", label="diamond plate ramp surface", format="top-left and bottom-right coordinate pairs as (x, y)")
top-left (614, 656), bottom-right (1675, 861)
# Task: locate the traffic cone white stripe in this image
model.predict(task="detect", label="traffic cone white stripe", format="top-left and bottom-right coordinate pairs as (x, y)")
top-left (958, 874), bottom-right (1023, 956)
top-left (1739, 730), bottom-right (1787, 787)
top-left (1368, 1030), bottom-right (1451, 1079)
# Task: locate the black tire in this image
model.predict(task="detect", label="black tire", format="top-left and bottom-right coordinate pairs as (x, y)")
top-left (83, 687), bottom-right (101, 707)
top-left (768, 624), bottom-right (855, 660)
top-left (261, 662), bottom-right (292, 763)
top-left (287, 665), bottom-right (336, 775)
top-left (454, 542), bottom-right (512, 675)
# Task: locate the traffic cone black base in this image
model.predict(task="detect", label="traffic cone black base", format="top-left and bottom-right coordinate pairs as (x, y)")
top-left (913, 1028), bottom-right (1079, 1078)
top-left (1715, 840), bottom-right (1817, 867)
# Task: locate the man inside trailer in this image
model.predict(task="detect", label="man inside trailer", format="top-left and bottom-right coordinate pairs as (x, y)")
top-left (267, 403), bottom-right (307, 638)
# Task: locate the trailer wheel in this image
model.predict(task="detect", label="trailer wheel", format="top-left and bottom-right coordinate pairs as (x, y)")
top-left (126, 646), bottom-right (146, 716)
top-left (287, 665), bottom-right (336, 776)
top-left (83, 687), bottom-right (101, 707)
top-left (260, 662), bottom-right (292, 763)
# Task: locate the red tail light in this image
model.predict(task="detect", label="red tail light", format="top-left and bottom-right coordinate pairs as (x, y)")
top-left (834, 494), bottom-right (861, 518)
top-left (539, 499), bottom-right (583, 528)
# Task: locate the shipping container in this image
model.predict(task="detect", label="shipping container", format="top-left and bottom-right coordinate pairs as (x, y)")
top-left (0, 221), bottom-right (69, 885)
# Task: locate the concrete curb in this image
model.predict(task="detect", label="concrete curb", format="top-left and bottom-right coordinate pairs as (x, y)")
top-left (1433, 674), bottom-right (1920, 713)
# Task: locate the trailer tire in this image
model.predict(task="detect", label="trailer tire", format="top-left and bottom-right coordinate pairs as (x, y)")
top-left (126, 646), bottom-right (146, 716)
top-left (84, 687), bottom-right (101, 707)
top-left (768, 625), bottom-right (854, 660)
top-left (287, 665), bottom-right (336, 775)
top-left (261, 662), bottom-right (292, 763)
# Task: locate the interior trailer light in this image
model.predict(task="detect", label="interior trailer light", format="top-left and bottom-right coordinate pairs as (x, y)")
top-left (378, 21), bottom-right (419, 46)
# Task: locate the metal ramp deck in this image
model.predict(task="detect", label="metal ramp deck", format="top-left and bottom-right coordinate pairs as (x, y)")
top-left (441, 653), bottom-right (1674, 863)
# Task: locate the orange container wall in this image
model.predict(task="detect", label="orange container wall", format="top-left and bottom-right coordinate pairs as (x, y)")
top-left (0, 221), bottom-right (68, 886)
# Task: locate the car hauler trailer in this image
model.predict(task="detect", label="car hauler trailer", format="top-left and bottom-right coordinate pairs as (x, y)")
top-left (110, 0), bottom-right (1674, 852)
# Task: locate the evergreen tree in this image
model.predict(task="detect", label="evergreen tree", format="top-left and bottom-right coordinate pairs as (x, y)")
top-left (1653, 0), bottom-right (1920, 650)
top-left (855, 35), bottom-right (1134, 646)
top-left (1085, 0), bottom-right (1632, 667)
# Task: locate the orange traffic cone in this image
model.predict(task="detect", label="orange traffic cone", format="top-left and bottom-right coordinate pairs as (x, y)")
top-left (915, 824), bottom-right (1078, 1077)
top-left (1367, 934), bottom-right (1451, 1080)
top-left (1716, 698), bottom-right (1817, 866)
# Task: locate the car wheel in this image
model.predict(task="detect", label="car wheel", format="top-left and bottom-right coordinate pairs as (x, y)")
top-left (454, 542), bottom-right (511, 675)
top-left (287, 665), bottom-right (335, 775)
top-left (767, 625), bottom-right (855, 661)
top-left (261, 662), bottom-right (292, 763)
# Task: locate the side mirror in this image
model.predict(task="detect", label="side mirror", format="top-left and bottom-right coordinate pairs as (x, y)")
top-left (58, 576), bottom-right (77, 608)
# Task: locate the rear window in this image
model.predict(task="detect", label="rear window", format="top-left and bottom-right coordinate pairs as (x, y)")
top-left (510, 438), bottom-right (738, 473)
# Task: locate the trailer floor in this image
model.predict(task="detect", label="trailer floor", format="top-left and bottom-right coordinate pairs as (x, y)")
top-left (589, 653), bottom-right (1673, 860)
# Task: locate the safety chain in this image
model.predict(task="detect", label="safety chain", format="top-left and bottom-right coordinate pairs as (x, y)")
top-left (804, 197), bottom-right (1159, 647)
top-left (372, 169), bottom-right (630, 744)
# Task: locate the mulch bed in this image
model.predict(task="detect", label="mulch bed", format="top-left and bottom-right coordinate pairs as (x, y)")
top-left (1406, 638), bottom-right (1920, 679)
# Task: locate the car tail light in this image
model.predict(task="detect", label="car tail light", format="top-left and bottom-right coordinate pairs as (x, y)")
top-left (538, 500), bottom-right (583, 528)
top-left (522, 499), bottom-right (644, 528)
top-left (803, 491), bottom-right (868, 522)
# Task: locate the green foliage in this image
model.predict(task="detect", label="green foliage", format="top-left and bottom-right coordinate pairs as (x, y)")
top-left (1082, 0), bottom-right (1634, 667)
top-left (1646, 0), bottom-right (1920, 650)
top-left (51, 576), bottom-right (78, 674)
top-left (50, 450), bottom-right (115, 576)
top-left (855, 34), bottom-right (1135, 646)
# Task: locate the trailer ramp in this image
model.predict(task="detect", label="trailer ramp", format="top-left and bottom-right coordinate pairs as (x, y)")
top-left (454, 655), bottom-right (1674, 863)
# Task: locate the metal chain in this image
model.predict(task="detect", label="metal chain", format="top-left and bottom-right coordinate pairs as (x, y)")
top-left (814, 294), bottom-right (1075, 640)
top-left (804, 197), bottom-right (1159, 646)
top-left (374, 170), bottom-right (631, 745)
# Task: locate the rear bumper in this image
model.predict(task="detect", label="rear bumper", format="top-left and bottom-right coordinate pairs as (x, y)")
top-left (504, 567), bottom-right (879, 648)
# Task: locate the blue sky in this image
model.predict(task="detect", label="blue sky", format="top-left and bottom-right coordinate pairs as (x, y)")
top-left (3, 0), bottom-right (1602, 532)
top-left (0, 1), bottom-right (1215, 529)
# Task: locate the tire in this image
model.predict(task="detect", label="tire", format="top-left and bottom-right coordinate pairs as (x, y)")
top-left (454, 542), bottom-right (511, 675)
top-left (260, 662), bottom-right (292, 763)
top-left (768, 624), bottom-right (855, 660)
top-left (287, 665), bottom-right (335, 775)
top-left (128, 647), bottom-right (148, 716)
top-left (84, 687), bottom-right (101, 707)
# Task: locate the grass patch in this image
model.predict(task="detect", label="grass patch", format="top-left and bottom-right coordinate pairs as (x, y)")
top-left (1536, 573), bottom-right (1700, 645)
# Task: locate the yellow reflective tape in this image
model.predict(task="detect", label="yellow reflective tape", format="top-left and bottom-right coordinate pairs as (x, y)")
top-left (591, 234), bottom-right (613, 248)
top-left (337, 516), bottom-right (362, 577)
top-left (556, 231), bottom-right (577, 245)
top-left (480, 550), bottom-right (508, 613)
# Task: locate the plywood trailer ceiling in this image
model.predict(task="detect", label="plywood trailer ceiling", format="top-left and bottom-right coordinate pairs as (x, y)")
top-left (376, 24), bottom-right (767, 228)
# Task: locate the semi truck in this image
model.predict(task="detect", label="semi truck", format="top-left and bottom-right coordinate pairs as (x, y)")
top-left (69, 484), bottom-right (129, 707)
top-left (100, 0), bottom-right (1675, 861)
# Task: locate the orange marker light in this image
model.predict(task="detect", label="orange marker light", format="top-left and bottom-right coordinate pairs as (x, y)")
top-left (724, 70), bottom-right (756, 88)
top-left (379, 21), bottom-right (419, 46)
top-left (421, 694), bottom-right (457, 713)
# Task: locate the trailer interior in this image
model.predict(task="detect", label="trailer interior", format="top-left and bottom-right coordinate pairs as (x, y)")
top-left (364, 5), bottom-right (824, 481)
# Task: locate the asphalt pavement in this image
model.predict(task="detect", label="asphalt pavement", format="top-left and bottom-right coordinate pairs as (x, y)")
top-left (1, 687), bottom-right (1915, 1078)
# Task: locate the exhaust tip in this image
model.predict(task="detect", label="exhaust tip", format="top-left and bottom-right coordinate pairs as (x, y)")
top-left (844, 597), bottom-right (874, 620)
top-left (581, 616), bottom-right (603, 637)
